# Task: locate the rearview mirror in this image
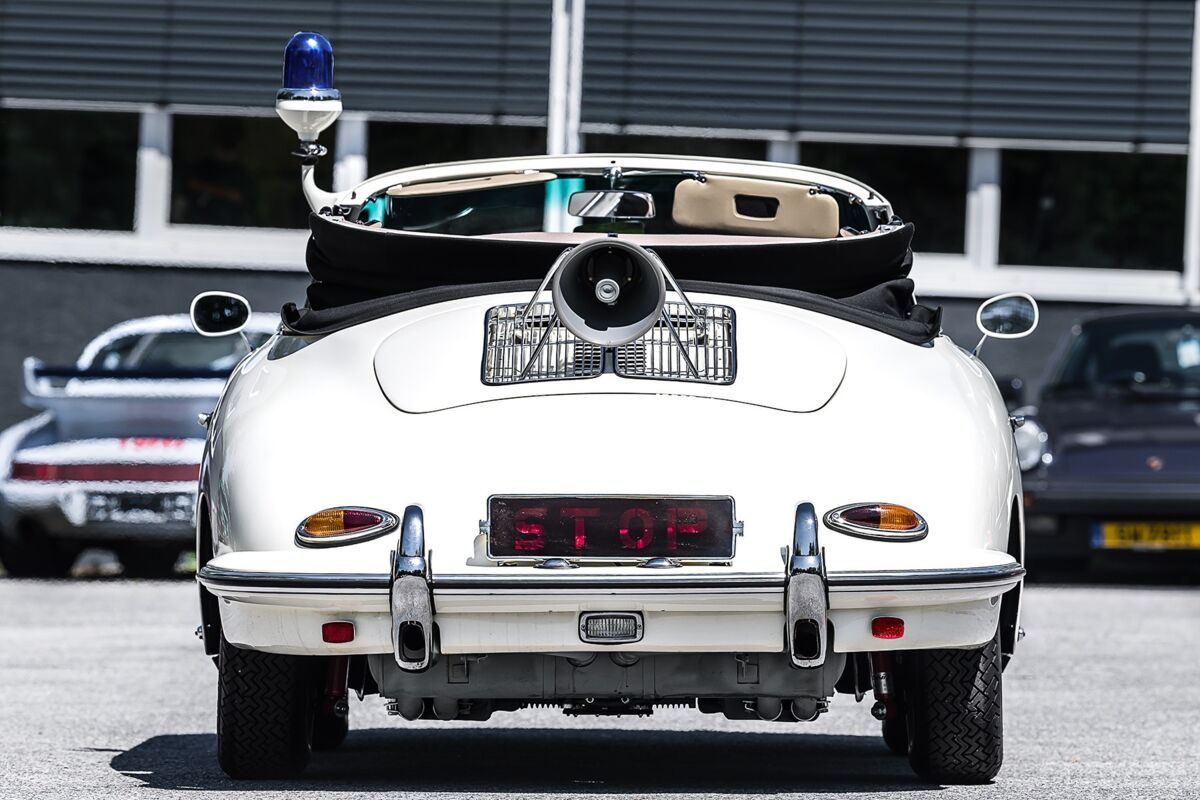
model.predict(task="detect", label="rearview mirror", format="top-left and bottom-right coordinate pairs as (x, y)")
top-left (568, 190), bottom-right (656, 220)
top-left (190, 291), bottom-right (251, 337)
top-left (977, 293), bottom-right (1038, 340)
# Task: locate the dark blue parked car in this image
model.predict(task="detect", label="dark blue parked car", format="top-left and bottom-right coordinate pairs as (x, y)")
top-left (1019, 309), bottom-right (1200, 573)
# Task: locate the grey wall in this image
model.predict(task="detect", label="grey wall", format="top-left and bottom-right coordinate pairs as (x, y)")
top-left (583, 0), bottom-right (1193, 144)
top-left (0, 1), bottom-right (553, 117)
top-left (1, 260), bottom-right (1116, 432)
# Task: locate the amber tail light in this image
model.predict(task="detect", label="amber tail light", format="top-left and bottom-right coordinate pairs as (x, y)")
top-left (296, 507), bottom-right (398, 547)
top-left (823, 503), bottom-right (927, 541)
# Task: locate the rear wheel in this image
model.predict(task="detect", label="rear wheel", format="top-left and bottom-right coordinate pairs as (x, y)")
top-left (904, 633), bottom-right (1003, 784)
top-left (217, 636), bottom-right (313, 779)
top-left (0, 527), bottom-right (78, 578)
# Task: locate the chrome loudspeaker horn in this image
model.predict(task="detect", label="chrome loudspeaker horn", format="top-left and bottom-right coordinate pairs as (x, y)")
top-left (549, 238), bottom-right (667, 348)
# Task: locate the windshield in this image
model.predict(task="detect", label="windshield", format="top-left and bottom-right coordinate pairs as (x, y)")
top-left (1050, 316), bottom-right (1200, 394)
top-left (89, 331), bottom-right (267, 371)
top-left (356, 171), bottom-right (871, 235)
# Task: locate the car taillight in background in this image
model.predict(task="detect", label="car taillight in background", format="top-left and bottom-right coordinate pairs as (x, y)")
top-left (295, 507), bottom-right (398, 547)
top-left (10, 463), bottom-right (200, 482)
top-left (824, 503), bottom-right (927, 541)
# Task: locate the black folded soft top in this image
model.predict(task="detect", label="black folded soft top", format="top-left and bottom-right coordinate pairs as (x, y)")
top-left (283, 214), bottom-right (940, 344)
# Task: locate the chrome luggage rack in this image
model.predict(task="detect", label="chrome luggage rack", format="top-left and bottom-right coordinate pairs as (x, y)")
top-left (482, 301), bottom-right (736, 386)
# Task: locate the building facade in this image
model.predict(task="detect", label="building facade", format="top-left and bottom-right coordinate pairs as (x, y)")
top-left (1, 0), bottom-right (1197, 425)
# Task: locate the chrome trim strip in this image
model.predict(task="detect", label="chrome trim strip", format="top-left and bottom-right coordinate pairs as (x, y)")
top-left (198, 565), bottom-right (390, 591)
top-left (823, 503), bottom-right (928, 542)
top-left (826, 562), bottom-right (1025, 590)
top-left (434, 572), bottom-right (777, 589)
top-left (199, 562), bottom-right (1023, 594)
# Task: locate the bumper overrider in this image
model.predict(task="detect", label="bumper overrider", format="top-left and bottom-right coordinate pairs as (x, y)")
top-left (198, 504), bottom-right (1024, 667)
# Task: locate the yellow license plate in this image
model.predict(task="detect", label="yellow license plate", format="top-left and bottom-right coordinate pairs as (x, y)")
top-left (1094, 522), bottom-right (1200, 550)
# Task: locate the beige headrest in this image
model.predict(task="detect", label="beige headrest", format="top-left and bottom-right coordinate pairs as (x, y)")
top-left (672, 175), bottom-right (840, 238)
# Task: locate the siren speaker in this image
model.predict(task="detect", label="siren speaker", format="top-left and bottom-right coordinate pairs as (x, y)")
top-left (550, 238), bottom-right (666, 347)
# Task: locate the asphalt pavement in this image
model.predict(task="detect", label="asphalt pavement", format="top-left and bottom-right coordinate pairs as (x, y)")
top-left (0, 578), bottom-right (1197, 800)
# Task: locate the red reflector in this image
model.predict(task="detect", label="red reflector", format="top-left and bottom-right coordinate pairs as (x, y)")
top-left (10, 462), bottom-right (200, 482)
top-left (322, 621), bottom-right (355, 644)
top-left (871, 617), bottom-right (905, 640)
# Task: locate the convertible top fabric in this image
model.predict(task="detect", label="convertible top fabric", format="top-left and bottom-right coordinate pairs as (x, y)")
top-left (287, 214), bottom-right (939, 343)
top-left (282, 278), bottom-right (940, 345)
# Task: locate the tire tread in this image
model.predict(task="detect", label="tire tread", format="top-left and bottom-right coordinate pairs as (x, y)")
top-left (906, 634), bottom-right (1003, 784)
top-left (217, 637), bottom-right (312, 779)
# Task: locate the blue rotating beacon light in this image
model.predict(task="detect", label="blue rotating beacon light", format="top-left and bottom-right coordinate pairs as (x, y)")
top-left (275, 32), bottom-right (342, 162)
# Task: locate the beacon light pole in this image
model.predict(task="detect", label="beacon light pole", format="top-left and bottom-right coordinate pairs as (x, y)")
top-left (275, 32), bottom-right (343, 212)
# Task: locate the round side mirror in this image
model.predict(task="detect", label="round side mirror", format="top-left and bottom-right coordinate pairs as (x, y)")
top-left (190, 291), bottom-right (251, 337)
top-left (977, 292), bottom-right (1039, 340)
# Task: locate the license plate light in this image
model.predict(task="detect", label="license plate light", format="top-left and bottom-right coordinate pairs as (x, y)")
top-left (579, 612), bottom-right (643, 644)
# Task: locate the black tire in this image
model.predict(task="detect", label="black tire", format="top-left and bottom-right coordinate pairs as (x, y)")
top-left (0, 530), bottom-right (78, 578)
top-left (881, 713), bottom-right (908, 756)
top-left (217, 636), bottom-right (313, 779)
top-left (905, 633), bottom-right (1003, 784)
top-left (311, 708), bottom-right (349, 751)
top-left (118, 546), bottom-right (181, 578)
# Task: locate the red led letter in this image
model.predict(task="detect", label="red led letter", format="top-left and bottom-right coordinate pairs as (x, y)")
top-left (618, 507), bottom-right (654, 550)
top-left (560, 507), bottom-right (600, 551)
top-left (513, 507), bottom-right (546, 552)
top-left (665, 507), bottom-right (708, 550)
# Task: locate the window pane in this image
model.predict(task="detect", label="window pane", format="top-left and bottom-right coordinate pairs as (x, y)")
top-left (586, 134), bottom-right (766, 161)
top-left (801, 143), bottom-right (967, 252)
top-left (0, 109), bottom-right (137, 230)
top-left (999, 150), bottom-right (1185, 271)
top-left (171, 115), bottom-right (333, 228)
top-left (369, 123), bottom-right (546, 173)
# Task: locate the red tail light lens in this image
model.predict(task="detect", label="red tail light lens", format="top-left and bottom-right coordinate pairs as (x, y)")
top-left (11, 462), bottom-right (199, 482)
top-left (296, 507), bottom-right (398, 547)
top-left (824, 503), bottom-right (927, 541)
top-left (871, 617), bottom-right (905, 639)
top-left (322, 621), bottom-right (355, 644)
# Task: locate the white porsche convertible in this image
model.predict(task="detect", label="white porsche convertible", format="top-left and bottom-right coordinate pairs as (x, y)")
top-left (193, 33), bottom-right (1037, 785)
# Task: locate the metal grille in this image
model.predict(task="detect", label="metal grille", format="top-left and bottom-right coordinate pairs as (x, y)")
top-left (483, 303), bottom-right (604, 384)
top-left (482, 302), bottom-right (735, 386)
top-left (615, 303), bottom-right (735, 384)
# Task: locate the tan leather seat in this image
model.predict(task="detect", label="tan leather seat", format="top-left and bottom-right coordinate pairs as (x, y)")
top-left (673, 175), bottom-right (840, 238)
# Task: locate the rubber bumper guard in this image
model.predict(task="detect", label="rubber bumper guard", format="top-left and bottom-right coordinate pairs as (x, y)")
top-left (390, 505), bottom-right (434, 672)
top-left (786, 502), bottom-right (828, 668)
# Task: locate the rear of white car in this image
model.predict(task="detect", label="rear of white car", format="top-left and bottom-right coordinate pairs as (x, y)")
top-left (196, 287), bottom-right (1026, 785)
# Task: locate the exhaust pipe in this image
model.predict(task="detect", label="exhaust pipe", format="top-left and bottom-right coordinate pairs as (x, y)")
top-left (791, 697), bottom-right (826, 722)
top-left (387, 697), bottom-right (425, 721)
top-left (754, 697), bottom-right (784, 721)
top-left (431, 697), bottom-right (460, 720)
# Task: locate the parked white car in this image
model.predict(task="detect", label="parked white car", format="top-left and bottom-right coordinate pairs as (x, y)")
top-left (194, 32), bottom-right (1037, 785)
top-left (0, 313), bottom-right (275, 576)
